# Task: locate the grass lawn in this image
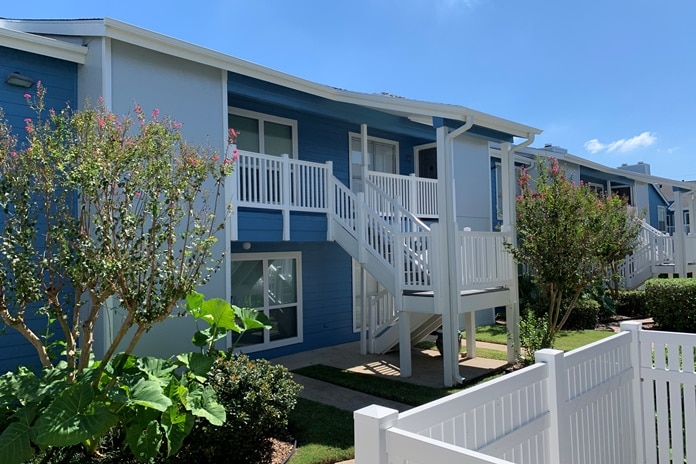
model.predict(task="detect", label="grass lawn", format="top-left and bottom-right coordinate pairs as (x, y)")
top-left (475, 323), bottom-right (615, 351)
top-left (288, 398), bottom-right (354, 464)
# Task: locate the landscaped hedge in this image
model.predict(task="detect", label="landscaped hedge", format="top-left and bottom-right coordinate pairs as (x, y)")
top-left (177, 352), bottom-right (302, 463)
top-left (615, 290), bottom-right (649, 319)
top-left (644, 278), bottom-right (696, 333)
top-left (563, 297), bottom-right (601, 330)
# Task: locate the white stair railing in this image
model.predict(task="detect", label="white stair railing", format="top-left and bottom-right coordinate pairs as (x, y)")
top-left (458, 230), bottom-right (515, 290)
top-left (366, 171), bottom-right (438, 218)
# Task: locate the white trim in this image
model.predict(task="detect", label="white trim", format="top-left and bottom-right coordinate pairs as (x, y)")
top-left (230, 251), bottom-right (303, 353)
top-left (1, 18), bottom-right (541, 139)
top-left (228, 107), bottom-right (298, 158)
top-left (0, 26), bottom-right (87, 63)
top-left (413, 142), bottom-right (436, 178)
top-left (587, 181), bottom-right (605, 195)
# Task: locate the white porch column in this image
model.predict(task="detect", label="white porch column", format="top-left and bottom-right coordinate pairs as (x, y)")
top-left (500, 142), bottom-right (520, 363)
top-left (674, 189), bottom-right (686, 276)
top-left (436, 125), bottom-right (462, 387)
top-left (361, 123), bottom-right (369, 192)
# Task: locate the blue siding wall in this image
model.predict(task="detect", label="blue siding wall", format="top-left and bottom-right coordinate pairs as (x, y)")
top-left (647, 184), bottom-right (668, 230)
top-left (229, 72), bottom-right (433, 242)
top-left (229, 241), bottom-right (356, 359)
top-left (0, 46), bottom-right (78, 374)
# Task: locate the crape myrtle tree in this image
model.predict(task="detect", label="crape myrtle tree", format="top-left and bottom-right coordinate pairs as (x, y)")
top-left (0, 83), bottom-right (236, 374)
top-left (0, 84), bottom-right (252, 462)
top-left (505, 156), bottom-right (641, 346)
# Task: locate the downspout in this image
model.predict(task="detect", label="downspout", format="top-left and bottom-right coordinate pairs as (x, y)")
top-left (501, 134), bottom-right (535, 364)
top-left (438, 116), bottom-right (474, 386)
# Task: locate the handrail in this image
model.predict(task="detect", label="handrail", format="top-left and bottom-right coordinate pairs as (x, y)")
top-left (366, 171), bottom-right (438, 218)
top-left (235, 150), bottom-right (517, 294)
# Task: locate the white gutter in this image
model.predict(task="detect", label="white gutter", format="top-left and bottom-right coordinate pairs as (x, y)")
top-left (0, 26), bottom-right (87, 63)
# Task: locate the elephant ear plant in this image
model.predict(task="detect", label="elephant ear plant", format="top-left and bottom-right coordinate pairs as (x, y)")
top-left (0, 85), bottom-right (253, 462)
top-left (0, 292), bottom-right (268, 463)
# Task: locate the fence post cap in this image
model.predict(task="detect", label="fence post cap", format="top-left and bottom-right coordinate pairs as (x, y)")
top-left (620, 320), bottom-right (642, 331)
top-left (354, 404), bottom-right (399, 420)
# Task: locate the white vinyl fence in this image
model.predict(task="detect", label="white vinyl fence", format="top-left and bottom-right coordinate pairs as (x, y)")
top-left (355, 322), bottom-right (696, 464)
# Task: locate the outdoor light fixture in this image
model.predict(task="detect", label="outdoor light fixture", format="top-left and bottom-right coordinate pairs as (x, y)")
top-left (5, 72), bottom-right (34, 88)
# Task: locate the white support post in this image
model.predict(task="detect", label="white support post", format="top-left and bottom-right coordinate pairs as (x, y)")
top-left (535, 349), bottom-right (568, 464)
top-left (325, 161), bottom-right (334, 240)
top-left (409, 173), bottom-right (417, 214)
top-left (357, 192), bottom-right (366, 263)
top-left (360, 267), bottom-right (368, 355)
top-left (500, 142), bottom-right (520, 362)
top-left (621, 321), bottom-right (646, 464)
top-left (281, 154), bottom-right (291, 241)
top-left (465, 312), bottom-right (476, 358)
top-left (227, 144), bottom-right (238, 241)
top-left (674, 190), bottom-right (686, 276)
top-left (399, 310), bottom-right (412, 377)
top-left (354, 405), bottom-right (399, 464)
top-left (361, 123), bottom-right (369, 194)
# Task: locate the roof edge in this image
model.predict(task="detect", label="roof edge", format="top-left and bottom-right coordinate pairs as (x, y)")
top-left (0, 23), bottom-right (87, 64)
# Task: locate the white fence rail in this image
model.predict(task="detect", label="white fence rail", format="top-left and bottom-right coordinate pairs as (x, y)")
top-left (356, 323), bottom-right (696, 464)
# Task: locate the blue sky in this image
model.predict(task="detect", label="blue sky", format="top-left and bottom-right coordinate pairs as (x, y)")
top-left (4, 0), bottom-right (695, 180)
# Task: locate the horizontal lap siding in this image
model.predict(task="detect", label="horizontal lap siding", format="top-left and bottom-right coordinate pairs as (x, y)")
top-left (0, 46), bottom-right (77, 374)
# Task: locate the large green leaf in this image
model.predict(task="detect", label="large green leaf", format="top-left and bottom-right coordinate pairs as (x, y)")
top-left (200, 297), bottom-right (239, 331)
top-left (185, 291), bottom-right (205, 316)
top-left (33, 382), bottom-right (118, 446)
top-left (130, 379), bottom-right (172, 412)
top-left (235, 306), bottom-right (272, 331)
top-left (176, 352), bottom-right (214, 383)
top-left (161, 405), bottom-right (194, 457)
top-left (0, 421), bottom-right (35, 464)
top-left (137, 357), bottom-right (177, 383)
top-left (126, 419), bottom-right (162, 463)
top-left (185, 384), bottom-right (225, 426)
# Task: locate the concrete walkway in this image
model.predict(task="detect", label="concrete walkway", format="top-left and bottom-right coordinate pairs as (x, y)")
top-left (274, 340), bottom-right (509, 410)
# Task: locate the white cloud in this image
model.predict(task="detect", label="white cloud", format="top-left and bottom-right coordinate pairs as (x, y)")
top-left (584, 139), bottom-right (605, 154)
top-left (584, 131), bottom-right (657, 154)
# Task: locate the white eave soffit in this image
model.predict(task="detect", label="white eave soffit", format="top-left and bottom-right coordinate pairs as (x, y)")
top-left (0, 25), bottom-right (87, 64)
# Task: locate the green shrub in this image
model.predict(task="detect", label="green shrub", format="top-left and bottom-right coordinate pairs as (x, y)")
top-left (177, 353), bottom-right (302, 464)
top-left (645, 279), bottom-right (696, 333)
top-left (563, 297), bottom-right (600, 330)
top-left (519, 307), bottom-right (552, 365)
top-left (615, 290), bottom-right (649, 318)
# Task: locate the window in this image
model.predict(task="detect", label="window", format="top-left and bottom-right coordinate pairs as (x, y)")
top-left (231, 252), bottom-right (302, 351)
top-left (587, 182), bottom-right (605, 195)
top-left (657, 206), bottom-right (667, 232)
top-left (349, 133), bottom-right (398, 192)
top-left (228, 108), bottom-right (297, 157)
top-left (684, 210), bottom-right (691, 234)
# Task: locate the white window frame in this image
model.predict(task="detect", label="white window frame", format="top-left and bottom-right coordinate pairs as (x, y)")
top-left (587, 182), bottom-right (605, 195)
top-left (348, 132), bottom-right (399, 189)
top-left (657, 205), bottom-right (667, 232)
top-left (228, 107), bottom-right (298, 158)
top-left (230, 251), bottom-right (303, 352)
top-left (414, 142), bottom-right (437, 179)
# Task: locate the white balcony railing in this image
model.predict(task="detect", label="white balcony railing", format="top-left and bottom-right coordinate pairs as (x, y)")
top-left (233, 151), bottom-right (515, 294)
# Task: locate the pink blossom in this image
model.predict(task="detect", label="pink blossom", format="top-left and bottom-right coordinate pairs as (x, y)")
top-left (23, 93), bottom-right (31, 99)
top-left (152, 108), bottom-right (160, 119)
top-left (134, 104), bottom-right (142, 113)
top-left (232, 148), bottom-right (239, 162)
top-left (98, 118), bottom-right (105, 128)
top-left (135, 192), bottom-right (141, 198)
top-left (173, 122), bottom-right (183, 130)
top-left (212, 154), bottom-right (219, 162)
